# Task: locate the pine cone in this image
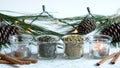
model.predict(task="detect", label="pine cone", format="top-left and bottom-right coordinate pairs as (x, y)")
top-left (101, 23), bottom-right (120, 42)
top-left (77, 18), bottom-right (96, 35)
top-left (0, 25), bottom-right (19, 44)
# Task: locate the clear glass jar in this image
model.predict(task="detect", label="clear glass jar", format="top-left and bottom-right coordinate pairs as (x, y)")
top-left (62, 34), bottom-right (84, 59)
top-left (9, 34), bottom-right (33, 58)
top-left (36, 35), bottom-right (64, 59)
top-left (87, 35), bottom-right (112, 59)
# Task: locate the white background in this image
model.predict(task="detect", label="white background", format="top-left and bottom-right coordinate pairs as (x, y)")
top-left (0, 1), bottom-right (120, 68)
top-left (0, 0), bottom-right (120, 18)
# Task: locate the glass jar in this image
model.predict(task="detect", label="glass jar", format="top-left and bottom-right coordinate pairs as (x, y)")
top-left (87, 35), bottom-right (112, 59)
top-left (62, 34), bottom-right (84, 59)
top-left (9, 34), bottom-right (33, 58)
top-left (36, 35), bottom-right (64, 59)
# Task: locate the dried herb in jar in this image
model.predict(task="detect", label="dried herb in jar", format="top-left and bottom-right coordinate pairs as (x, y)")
top-left (62, 35), bottom-right (84, 59)
top-left (37, 35), bottom-right (58, 58)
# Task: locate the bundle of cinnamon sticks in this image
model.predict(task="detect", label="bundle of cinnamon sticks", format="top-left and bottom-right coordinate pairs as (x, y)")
top-left (96, 51), bottom-right (120, 66)
top-left (0, 53), bottom-right (38, 65)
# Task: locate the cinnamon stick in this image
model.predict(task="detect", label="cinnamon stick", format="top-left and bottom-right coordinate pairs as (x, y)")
top-left (0, 59), bottom-right (31, 64)
top-left (0, 60), bottom-right (11, 64)
top-left (22, 61), bottom-right (31, 64)
top-left (16, 58), bottom-right (38, 63)
top-left (110, 52), bottom-right (120, 64)
top-left (96, 53), bottom-right (116, 66)
top-left (0, 53), bottom-right (24, 65)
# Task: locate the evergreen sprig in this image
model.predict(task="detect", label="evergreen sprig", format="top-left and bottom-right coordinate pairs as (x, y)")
top-left (0, 9), bottom-right (120, 49)
top-left (0, 13), bottom-right (64, 50)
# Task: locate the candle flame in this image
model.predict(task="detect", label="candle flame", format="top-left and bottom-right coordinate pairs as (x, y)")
top-left (99, 43), bottom-right (104, 50)
top-left (93, 42), bottom-right (106, 51)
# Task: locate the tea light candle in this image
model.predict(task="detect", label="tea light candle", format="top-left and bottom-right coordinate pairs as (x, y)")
top-left (88, 35), bottom-right (112, 59)
top-left (93, 41), bottom-right (107, 56)
top-left (91, 40), bottom-right (109, 59)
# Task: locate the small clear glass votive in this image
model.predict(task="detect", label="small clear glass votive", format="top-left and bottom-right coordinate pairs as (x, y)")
top-left (87, 35), bottom-right (112, 59)
top-left (62, 34), bottom-right (84, 59)
top-left (9, 34), bottom-right (33, 58)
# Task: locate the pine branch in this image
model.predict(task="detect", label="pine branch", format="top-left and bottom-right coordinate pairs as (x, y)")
top-left (0, 13), bottom-right (64, 49)
top-left (0, 13), bottom-right (64, 36)
top-left (1, 11), bottom-right (120, 48)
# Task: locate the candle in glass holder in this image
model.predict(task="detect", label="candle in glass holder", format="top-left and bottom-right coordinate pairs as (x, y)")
top-left (91, 41), bottom-right (109, 59)
top-left (92, 41), bottom-right (107, 56)
top-left (88, 35), bottom-right (112, 59)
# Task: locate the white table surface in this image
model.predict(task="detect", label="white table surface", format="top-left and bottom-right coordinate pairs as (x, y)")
top-left (0, 44), bottom-right (120, 68)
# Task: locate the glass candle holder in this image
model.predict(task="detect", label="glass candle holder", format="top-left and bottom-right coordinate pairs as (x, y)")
top-left (9, 34), bottom-right (33, 58)
top-left (87, 35), bottom-right (112, 59)
top-left (62, 34), bottom-right (84, 59)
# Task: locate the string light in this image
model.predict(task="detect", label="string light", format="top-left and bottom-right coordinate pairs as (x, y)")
top-left (14, 20), bottom-right (20, 24)
top-left (27, 27), bottom-right (33, 31)
top-left (54, 20), bottom-right (65, 24)
top-left (71, 29), bottom-right (78, 34)
top-left (25, 30), bottom-right (32, 34)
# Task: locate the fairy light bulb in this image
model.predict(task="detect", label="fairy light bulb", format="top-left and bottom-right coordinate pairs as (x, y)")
top-left (25, 30), bottom-right (31, 34)
top-left (14, 20), bottom-right (20, 24)
top-left (71, 29), bottom-right (78, 34)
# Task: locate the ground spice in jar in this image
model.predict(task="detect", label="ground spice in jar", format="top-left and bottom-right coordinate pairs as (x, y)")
top-left (14, 51), bottom-right (24, 57)
top-left (37, 35), bottom-right (58, 58)
top-left (62, 35), bottom-right (84, 59)
top-left (11, 45), bottom-right (31, 58)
